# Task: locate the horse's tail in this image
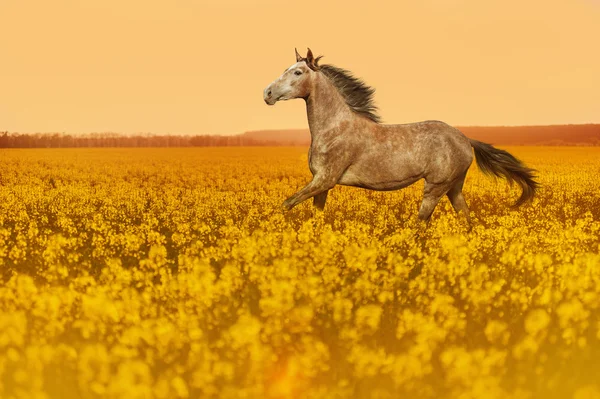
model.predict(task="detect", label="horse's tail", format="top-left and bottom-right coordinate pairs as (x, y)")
top-left (469, 139), bottom-right (539, 207)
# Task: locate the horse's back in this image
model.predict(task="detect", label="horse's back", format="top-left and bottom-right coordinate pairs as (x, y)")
top-left (384, 120), bottom-right (470, 147)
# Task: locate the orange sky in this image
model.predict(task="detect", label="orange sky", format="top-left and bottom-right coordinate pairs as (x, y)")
top-left (1, 0), bottom-right (599, 135)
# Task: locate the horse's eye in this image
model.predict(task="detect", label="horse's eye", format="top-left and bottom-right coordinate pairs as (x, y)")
top-left (294, 70), bottom-right (302, 76)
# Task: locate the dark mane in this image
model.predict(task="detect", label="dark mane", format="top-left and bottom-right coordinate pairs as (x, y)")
top-left (319, 64), bottom-right (381, 123)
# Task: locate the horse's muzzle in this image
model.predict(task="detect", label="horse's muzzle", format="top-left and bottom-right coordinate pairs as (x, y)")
top-left (263, 86), bottom-right (277, 105)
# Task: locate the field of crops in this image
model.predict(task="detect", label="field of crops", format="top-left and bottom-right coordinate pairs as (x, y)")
top-left (0, 146), bottom-right (599, 399)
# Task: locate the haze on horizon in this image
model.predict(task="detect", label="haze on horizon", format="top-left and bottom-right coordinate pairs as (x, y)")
top-left (1, 0), bottom-right (599, 135)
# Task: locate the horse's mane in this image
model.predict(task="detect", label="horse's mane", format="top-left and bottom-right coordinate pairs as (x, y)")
top-left (318, 63), bottom-right (381, 123)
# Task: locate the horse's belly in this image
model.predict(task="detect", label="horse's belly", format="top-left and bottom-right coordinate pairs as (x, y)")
top-left (338, 170), bottom-right (421, 191)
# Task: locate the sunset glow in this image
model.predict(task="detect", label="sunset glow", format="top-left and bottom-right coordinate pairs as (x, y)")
top-left (1, 0), bottom-right (598, 134)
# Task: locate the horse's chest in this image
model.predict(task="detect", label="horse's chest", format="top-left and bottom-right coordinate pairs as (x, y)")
top-left (308, 148), bottom-right (331, 175)
top-left (308, 156), bottom-right (319, 176)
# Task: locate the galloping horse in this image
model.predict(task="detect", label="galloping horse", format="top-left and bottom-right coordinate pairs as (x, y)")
top-left (263, 48), bottom-right (538, 223)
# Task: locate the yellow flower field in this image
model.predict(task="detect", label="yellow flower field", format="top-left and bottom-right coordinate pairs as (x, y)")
top-left (0, 146), bottom-right (599, 399)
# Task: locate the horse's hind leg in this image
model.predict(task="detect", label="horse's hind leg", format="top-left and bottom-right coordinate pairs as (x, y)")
top-left (446, 173), bottom-right (472, 225)
top-left (313, 189), bottom-right (329, 211)
top-left (418, 182), bottom-right (451, 221)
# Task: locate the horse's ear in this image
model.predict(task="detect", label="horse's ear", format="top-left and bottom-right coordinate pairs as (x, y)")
top-left (305, 48), bottom-right (321, 70)
top-left (306, 48), bottom-right (314, 64)
top-left (295, 48), bottom-right (303, 62)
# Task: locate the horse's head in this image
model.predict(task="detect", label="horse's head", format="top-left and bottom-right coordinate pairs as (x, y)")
top-left (263, 48), bottom-right (321, 105)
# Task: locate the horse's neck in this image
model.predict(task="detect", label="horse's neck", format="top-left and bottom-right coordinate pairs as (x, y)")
top-left (305, 74), bottom-right (355, 139)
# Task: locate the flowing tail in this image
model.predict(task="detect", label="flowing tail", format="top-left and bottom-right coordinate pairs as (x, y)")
top-left (470, 139), bottom-right (539, 207)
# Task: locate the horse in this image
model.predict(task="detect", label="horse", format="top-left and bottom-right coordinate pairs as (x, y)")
top-left (263, 48), bottom-right (538, 224)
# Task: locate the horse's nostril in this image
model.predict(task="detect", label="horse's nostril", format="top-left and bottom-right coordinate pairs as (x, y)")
top-left (267, 90), bottom-right (272, 97)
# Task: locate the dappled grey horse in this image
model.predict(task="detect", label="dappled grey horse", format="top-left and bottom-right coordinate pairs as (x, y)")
top-left (263, 48), bottom-right (538, 223)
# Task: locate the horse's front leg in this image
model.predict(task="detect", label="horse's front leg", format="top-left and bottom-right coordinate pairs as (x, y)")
top-left (313, 190), bottom-right (329, 211)
top-left (282, 175), bottom-right (337, 211)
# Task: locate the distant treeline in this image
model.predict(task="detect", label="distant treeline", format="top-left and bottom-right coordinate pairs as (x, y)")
top-left (0, 132), bottom-right (288, 148)
top-left (1, 124), bottom-right (600, 148)
top-left (459, 124), bottom-right (600, 146)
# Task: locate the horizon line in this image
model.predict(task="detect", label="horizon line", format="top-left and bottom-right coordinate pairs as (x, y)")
top-left (2, 122), bottom-right (600, 137)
